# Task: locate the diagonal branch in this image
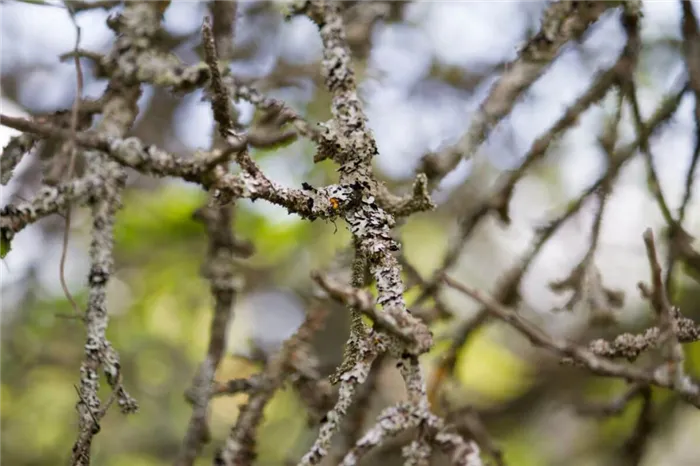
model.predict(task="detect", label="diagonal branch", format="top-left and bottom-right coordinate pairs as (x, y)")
top-left (422, 0), bottom-right (629, 184)
top-left (443, 275), bottom-right (700, 408)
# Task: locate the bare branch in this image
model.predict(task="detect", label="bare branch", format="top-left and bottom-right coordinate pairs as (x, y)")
top-left (218, 306), bottom-right (329, 465)
top-left (582, 316), bottom-right (700, 361)
top-left (443, 275), bottom-right (700, 408)
top-left (423, 0), bottom-right (629, 183)
top-left (1, 133), bottom-right (37, 185)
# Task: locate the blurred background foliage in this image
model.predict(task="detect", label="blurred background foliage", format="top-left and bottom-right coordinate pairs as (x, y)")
top-left (2, 1), bottom-right (700, 465)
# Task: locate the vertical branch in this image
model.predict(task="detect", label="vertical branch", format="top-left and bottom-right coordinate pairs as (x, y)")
top-left (176, 203), bottom-right (239, 466)
top-left (624, 0), bottom-right (673, 227)
top-left (330, 248), bottom-right (369, 383)
top-left (296, 0), bottom-right (431, 351)
top-left (297, 337), bottom-right (383, 466)
top-left (72, 2), bottom-right (171, 464)
top-left (208, 0), bottom-right (238, 61)
top-left (330, 354), bottom-right (386, 462)
top-left (640, 230), bottom-right (686, 388)
top-left (291, 3), bottom-right (435, 464)
top-left (176, 5), bottom-right (241, 466)
top-left (72, 171), bottom-right (131, 466)
top-left (619, 387), bottom-right (654, 466)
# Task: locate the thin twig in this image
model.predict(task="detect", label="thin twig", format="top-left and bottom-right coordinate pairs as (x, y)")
top-left (58, 1), bottom-right (86, 320)
top-left (443, 275), bottom-right (700, 407)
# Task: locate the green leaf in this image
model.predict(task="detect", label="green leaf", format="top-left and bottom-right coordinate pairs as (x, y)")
top-left (1, 235), bottom-right (11, 259)
top-left (12, 0), bottom-right (64, 7)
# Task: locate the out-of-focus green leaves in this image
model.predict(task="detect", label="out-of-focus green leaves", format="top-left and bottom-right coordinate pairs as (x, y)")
top-left (257, 387), bottom-right (307, 464)
top-left (136, 346), bottom-right (175, 389)
top-left (0, 383), bottom-right (13, 413)
top-left (582, 376), bottom-right (674, 448)
top-left (114, 185), bottom-right (206, 257)
top-left (1, 365), bottom-right (77, 463)
top-left (582, 377), bottom-right (628, 401)
top-left (108, 453), bottom-right (161, 466)
top-left (425, 320), bottom-right (455, 355)
top-left (114, 180), bottom-right (338, 267)
top-left (680, 260), bottom-right (700, 288)
top-left (500, 431), bottom-right (547, 466)
top-left (235, 209), bottom-right (311, 264)
top-left (686, 341), bottom-right (700, 378)
top-left (110, 262), bottom-right (211, 363)
top-left (400, 216), bottom-right (448, 276)
top-left (455, 326), bottom-right (535, 406)
top-left (596, 394), bottom-right (648, 448)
